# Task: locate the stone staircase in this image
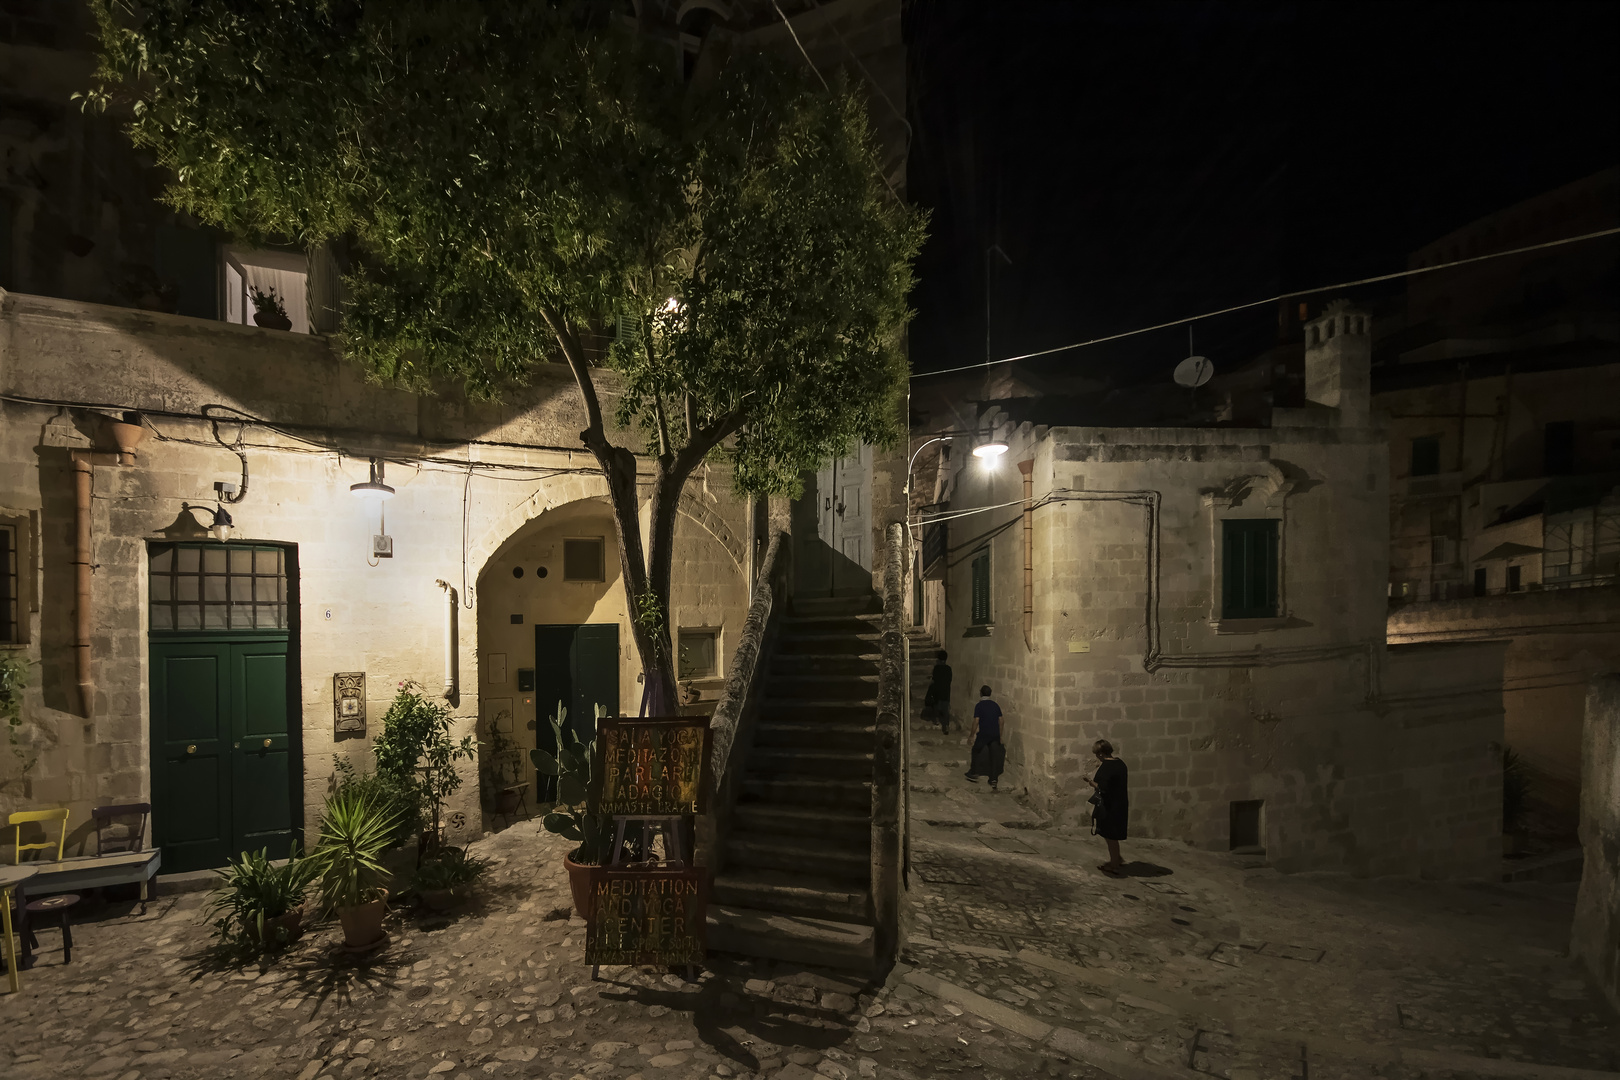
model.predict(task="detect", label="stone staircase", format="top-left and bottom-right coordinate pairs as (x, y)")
top-left (708, 594), bottom-right (882, 971)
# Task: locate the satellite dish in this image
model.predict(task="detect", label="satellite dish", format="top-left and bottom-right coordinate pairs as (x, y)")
top-left (1174, 355), bottom-right (1214, 388)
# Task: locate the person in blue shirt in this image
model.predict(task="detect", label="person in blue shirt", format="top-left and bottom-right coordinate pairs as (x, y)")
top-left (963, 685), bottom-right (1005, 790)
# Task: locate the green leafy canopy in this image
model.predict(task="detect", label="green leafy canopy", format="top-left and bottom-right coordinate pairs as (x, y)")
top-left (89, 0), bottom-right (926, 497)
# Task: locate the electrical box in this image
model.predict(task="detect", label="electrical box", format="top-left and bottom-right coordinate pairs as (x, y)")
top-left (372, 534), bottom-right (393, 558)
top-left (517, 668), bottom-right (535, 692)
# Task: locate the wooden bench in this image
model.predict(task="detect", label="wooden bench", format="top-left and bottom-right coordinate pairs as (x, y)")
top-left (10, 803), bottom-right (162, 916)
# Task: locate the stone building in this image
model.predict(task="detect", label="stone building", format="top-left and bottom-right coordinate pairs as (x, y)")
top-left (0, 0), bottom-right (912, 883)
top-left (1379, 168), bottom-right (1620, 817)
top-left (917, 302), bottom-right (1506, 878)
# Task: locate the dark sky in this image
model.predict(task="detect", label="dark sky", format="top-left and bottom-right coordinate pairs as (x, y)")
top-left (903, 1), bottom-right (1620, 383)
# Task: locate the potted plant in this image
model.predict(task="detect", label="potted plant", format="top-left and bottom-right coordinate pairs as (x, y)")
top-left (532, 703), bottom-right (615, 917)
top-left (480, 709), bottom-right (523, 817)
top-left (311, 787), bottom-right (400, 949)
top-left (249, 285), bottom-right (292, 330)
top-left (203, 844), bottom-right (320, 950)
top-left (412, 844), bottom-right (490, 911)
top-left (373, 683), bottom-right (476, 859)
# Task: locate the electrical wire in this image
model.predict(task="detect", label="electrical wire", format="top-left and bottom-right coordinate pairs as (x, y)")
top-left (912, 225), bottom-right (1620, 380)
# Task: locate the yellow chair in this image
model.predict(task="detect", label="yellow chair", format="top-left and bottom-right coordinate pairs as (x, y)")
top-left (9, 808), bottom-right (69, 864)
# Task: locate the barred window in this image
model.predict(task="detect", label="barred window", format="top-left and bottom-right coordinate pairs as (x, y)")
top-left (1, 522), bottom-right (17, 643)
top-left (149, 543), bottom-right (288, 631)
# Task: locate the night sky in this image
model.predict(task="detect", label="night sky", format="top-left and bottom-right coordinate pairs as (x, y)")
top-left (904, 1), bottom-right (1620, 384)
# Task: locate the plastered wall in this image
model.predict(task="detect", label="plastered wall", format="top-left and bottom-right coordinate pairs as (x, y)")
top-left (938, 419), bottom-right (1505, 879)
top-left (0, 289), bottom-right (751, 857)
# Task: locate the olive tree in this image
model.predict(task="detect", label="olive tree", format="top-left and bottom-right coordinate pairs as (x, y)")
top-left (89, 0), bottom-right (923, 711)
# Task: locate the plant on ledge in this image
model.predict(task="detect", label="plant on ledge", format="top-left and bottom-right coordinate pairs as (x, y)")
top-left (248, 284), bottom-right (291, 330)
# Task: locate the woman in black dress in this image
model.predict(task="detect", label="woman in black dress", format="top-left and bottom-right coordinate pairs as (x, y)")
top-left (1085, 739), bottom-right (1129, 876)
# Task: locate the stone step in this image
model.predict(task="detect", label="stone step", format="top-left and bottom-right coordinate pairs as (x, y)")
top-left (726, 831), bottom-right (869, 879)
top-left (747, 747), bottom-right (873, 779)
top-left (792, 595), bottom-right (882, 617)
top-left (739, 776), bottom-right (871, 809)
top-left (765, 675), bottom-right (879, 701)
top-left (777, 635), bottom-right (881, 656)
top-left (732, 803), bottom-right (870, 845)
top-left (753, 719), bottom-right (876, 751)
top-left (712, 868), bottom-right (872, 923)
top-left (760, 700), bottom-right (876, 725)
top-left (706, 904), bottom-right (876, 972)
top-left (782, 614), bottom-right (884, 637)
top-left (771, 654), bottom-right (881, 677)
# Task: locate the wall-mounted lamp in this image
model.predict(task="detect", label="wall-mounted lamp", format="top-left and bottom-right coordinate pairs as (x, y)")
top-left (182, 502), bottom-right (234, 542)
top-left (350, 458), bottom-right (396, 499)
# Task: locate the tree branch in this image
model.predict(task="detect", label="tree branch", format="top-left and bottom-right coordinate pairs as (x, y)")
top-left (653, 393), bottom-right (672, 460)
top-left (684, 393), bottom-right (697, 445)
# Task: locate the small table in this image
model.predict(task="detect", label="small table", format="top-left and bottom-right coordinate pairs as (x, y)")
top-left (0, 865), bottom-right (40, 994)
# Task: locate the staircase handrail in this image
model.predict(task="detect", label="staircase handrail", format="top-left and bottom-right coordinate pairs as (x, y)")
top-left (697, 529), bottom-right (791, 876)
top-left (871, 520), bottom-right (908, 973)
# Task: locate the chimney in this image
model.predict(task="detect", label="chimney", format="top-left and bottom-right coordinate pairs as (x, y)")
top-left (1303, 299), bottom-right (1371, 426)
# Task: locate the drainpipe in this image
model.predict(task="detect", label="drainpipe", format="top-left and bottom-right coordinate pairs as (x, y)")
top-left (435, 579), bottom-right (458, 700)
top-left (72, 452), bottom-right (94, 715)
top-left (1019, 458), bottom-right (1034, 653)
top-left (70, 415), bottom-right (146, 717)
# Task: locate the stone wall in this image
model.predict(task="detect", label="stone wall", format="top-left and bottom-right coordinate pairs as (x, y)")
top-left (1572, 673), bottom-right (1620, 1012)
top-left (0, 288), bottom-right (751, 858)
top-left (937, 418), bottom-right (1504, 879)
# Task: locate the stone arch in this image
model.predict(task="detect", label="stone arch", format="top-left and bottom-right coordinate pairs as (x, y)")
top-left (677, 488), bottom-right (746, 574)
top-left (467, 472), bottom-right (613, 588)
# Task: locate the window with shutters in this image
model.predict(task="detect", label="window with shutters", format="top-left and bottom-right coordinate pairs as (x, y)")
top-left (1221, 519), bottom-right (1280, 620)
top-left (1410, 434), bottom-right (1442, 477)
top-left (970, 548), bottom-right (991, 625)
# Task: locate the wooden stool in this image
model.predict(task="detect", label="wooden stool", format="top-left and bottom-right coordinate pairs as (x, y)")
top-left (24, 894), bottom-right (79, 966)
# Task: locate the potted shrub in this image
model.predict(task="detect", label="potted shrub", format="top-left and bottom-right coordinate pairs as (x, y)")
top-left (203, 844), bottom-right (319, 950)
top-left (249, 285), bottom-right (292, 330)
top-left (412, 844), bottom-right (490, 911)
top-left (373, 683), bottom-right (476, 859)
top-left (532, 703), bottom-right (615, 917)
top-left (311, 787), bottom-right (400, 950)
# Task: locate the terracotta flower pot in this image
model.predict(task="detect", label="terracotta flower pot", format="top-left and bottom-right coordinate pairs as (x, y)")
top-left (337, 889), bottom-right (389, 948)
top-left (247, 908), bottom-right (303, 946)
top-left (496, 789), bottom-right (522, 816)
top-left (253, 310), bottom-right (293, 331)
top-left (563, 850), bottom-right (595, 920)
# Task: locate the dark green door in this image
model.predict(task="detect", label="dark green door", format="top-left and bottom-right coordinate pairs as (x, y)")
top-left (148, 542), bottom-right (299, 873)
top-left (534, 623), bottom-right (620, 799)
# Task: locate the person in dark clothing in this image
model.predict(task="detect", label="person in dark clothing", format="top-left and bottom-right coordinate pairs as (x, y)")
top-left (963, 685), bottom-right (1005, 790)
top-left (926, 650), bottom-right (953, 734)
top-left (1085, 739), bottom-right (1129, 876)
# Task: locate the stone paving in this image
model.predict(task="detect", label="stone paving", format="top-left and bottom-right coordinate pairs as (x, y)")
top-left (900, 728), bottom-right (1620, 1079)
top-left (0, 817), bottom-right (1105, 1080)
top-left (4, 731), bottom-right (1617, 1080)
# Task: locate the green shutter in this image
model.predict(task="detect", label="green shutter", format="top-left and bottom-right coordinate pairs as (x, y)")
top-left (1222, 519), bottom-right (1279, 619)
top-left (971, 549), bottom-right (990, 625)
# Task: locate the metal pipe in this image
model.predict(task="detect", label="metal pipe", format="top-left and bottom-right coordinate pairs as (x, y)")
top-left (1019, 458), bottom-right (1034, 652)
top-left (72, 451), bottom-right (94, 715)
top-left (435, 579), bottom-right (457, 700)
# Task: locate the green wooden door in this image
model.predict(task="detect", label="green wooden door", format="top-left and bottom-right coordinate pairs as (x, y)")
top-left (533, 624), bottom-right (620, 800)
top-left (151, 638), bottom-right (294, 871)
top-left (150, 642), bottom-right (233, 872)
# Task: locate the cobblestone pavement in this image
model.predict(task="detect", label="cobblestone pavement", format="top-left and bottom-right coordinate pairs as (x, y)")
top-left (0, 818), bottom-right (1108, 1080)
top-left (900, 728), bottom-right (1620, 1079)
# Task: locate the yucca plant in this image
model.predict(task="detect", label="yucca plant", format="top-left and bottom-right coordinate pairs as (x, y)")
top-left (203, 843), bottom-right (319, 948)
top-left (532, 703), bottom-right (615, 865)
top-left (310, 787), bottom-right (400, 911)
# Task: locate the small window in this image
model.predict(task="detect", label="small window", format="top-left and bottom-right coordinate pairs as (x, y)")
top-left (1, 522), bottom-right (18, 643)
top-left (1507, 564), bottom-right (1522, 592)
top-left (1230, 800), bottom-right (1264, 851)
top-left (1410, 435), bottom-right (1442, 477)
top-left (970, 548), bottom-right (991, 625)
top-left (1221, 519), bottom-right (1279, 620)
top-left (563, 538), bottom-right (605, 582)
top-left (1544, 421), bottom-right (1575, 475)
top-left (678, 628), bottom-right (718, 679)
top-left (1473, 567), bottom-right (1488, 595)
